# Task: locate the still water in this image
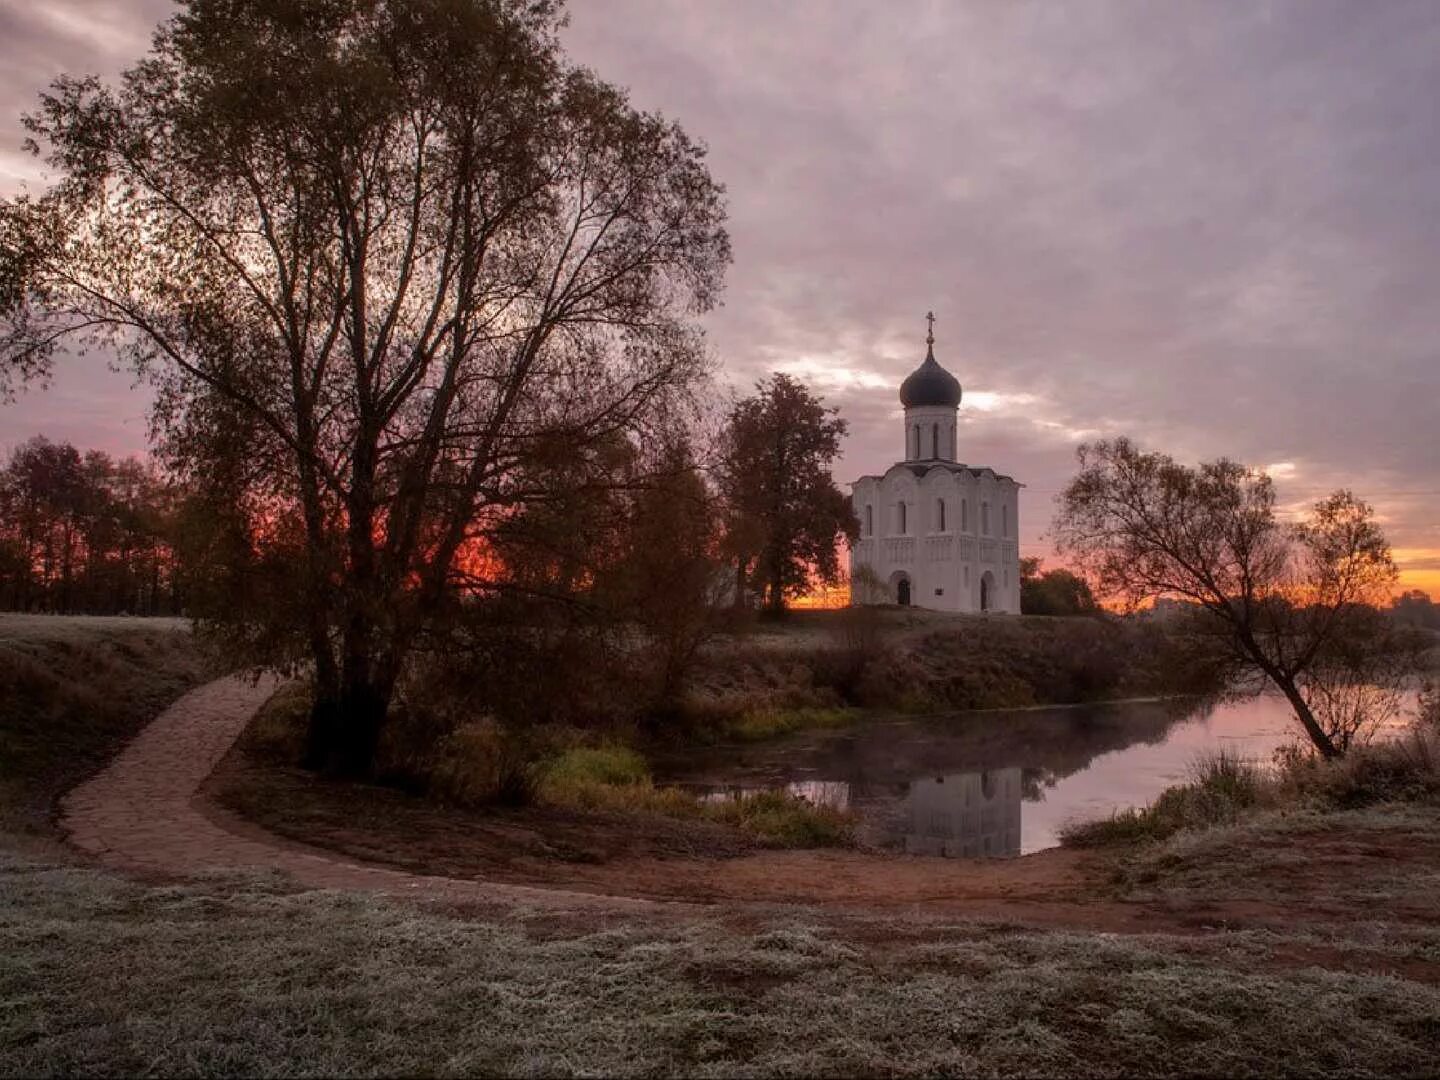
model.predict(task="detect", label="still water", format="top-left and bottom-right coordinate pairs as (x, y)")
top-left (653, 694), bottom-right (1417, 856)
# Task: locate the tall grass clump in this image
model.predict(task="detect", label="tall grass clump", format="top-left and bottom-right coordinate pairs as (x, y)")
top-left (1060, 750), bottom-right (1264, 848)
top-left (536, 745), bottom-right (651, 804)
top-left (1274, 726), bottom-right (1440, 809)
top-left (704, 789), bottom-right (856, 847)
top-left (729, 706), bottom-right (857, 742)
top-left (536, 746), bottom-right (855, 847)
top-left (1064, 722), bottom-right (1440, 850)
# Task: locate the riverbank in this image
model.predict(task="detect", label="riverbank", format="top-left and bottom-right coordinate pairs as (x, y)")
top-left (6, 616), bottom-right (1440, 1075)
top-left (680, 608), bottom-right (1217, 731)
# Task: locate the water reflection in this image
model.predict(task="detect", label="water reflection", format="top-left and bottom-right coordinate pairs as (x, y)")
top-left (661, 693), bottom-right (1418, 856)
top-left (904, 768), bottom-right (1022, 858)
top-left (698, 779), bottom-right (851, 812)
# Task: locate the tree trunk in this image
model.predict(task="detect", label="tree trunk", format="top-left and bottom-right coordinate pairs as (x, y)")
top-left (1273, 674), bottom-right (1341, 759)
top-left (304, 670), bottom-right (394, 778)
top-left (763, 576), bottom-right (786, 618)
top-left (1237, 626), bottom-right (1342, 759)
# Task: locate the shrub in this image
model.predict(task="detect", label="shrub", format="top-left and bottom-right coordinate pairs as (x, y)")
top-left (1419, 681), bottom-right (1440, 732)
top-left (1275, 728), bottom-right (1440, 809)
top-left (426, 719), bottom-right (541, 807)
top-left (240, 679), bottom-right (311, 761)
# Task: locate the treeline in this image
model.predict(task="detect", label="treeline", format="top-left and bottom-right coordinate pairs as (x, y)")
top-left (1392, 590), bottom-right (1440, 631)
top-left (0, 437), bottom-right (182, 615)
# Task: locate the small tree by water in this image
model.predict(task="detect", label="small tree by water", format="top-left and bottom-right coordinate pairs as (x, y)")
top-left (1052, 438), bottom-right (1420, 758)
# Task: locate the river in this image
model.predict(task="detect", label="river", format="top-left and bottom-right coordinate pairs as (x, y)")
top-left (653, 693), bottom-right (1419, 855)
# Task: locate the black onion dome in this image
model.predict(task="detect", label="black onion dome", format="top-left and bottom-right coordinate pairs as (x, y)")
top-left (899, 341), bottom-right (962, 409)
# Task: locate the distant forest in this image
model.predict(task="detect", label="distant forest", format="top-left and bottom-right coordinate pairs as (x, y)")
top-left (3, 433), bottom-right (1438, 627)
top-left (0, 437), bottom-right (181, 615)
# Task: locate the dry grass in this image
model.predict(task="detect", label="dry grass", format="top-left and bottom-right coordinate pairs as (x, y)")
top-left (3, 848), bottom-right (1439, 1077)
top-left (683, 611), bottom-right (1218, 735)
top-left (243, 683), bottom-right (856, 849)
top-left (0, 614), bottom-right (206, 838)
top-left (536, 745), bottom-right (857, 848)
top-left (1062, 731), bottom-right (1440, 850)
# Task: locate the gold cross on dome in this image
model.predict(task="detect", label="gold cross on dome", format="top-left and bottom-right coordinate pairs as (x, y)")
top-left (925, 310), bottom-right (935, 344)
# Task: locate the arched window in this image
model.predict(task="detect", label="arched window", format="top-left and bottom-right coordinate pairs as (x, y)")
top-left (898, 501), bottom-right (908, 535)
top-left (912, 425), bottom-right (920, 459)
top-left (961, 499), bottom-right (969, 532)
top-left (936, 498), bottom-right (946, 532)
top-left (949, 425), bottom-right (956, 460)
top-left (931, 424), bottom-right (939, 459)
top-left (1002, 504), bottom-right (1009, 538)
top-left (864, 504), bottom-right (873, 536)
top-left (982, 502), bottom-right (990, 536)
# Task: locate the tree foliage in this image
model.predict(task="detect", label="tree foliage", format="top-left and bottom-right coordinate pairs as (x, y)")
top-left (0, 0), bottom-right (729, 774)
top-left (1053, 438), bottom-right (1411, 757)
top-left (0, 437), bottom-right (180, 614)
top-left (598, 439), bottom-right (723, 707)
top-left (718, 374), bottom-right (857, 614)
top-left (1019, 557), bottom-right (1099, 617)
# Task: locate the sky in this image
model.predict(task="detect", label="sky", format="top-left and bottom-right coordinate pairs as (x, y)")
top-left (1, 0), bottom-right (1437, 593)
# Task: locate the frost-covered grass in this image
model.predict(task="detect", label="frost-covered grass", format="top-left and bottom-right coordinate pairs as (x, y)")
top-left (1110, 803), bottom-right (1440, 908)
top-left (3, 850), bottom-right (1438, 1077)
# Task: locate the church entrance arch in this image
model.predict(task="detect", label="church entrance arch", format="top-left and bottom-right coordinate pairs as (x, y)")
top-left (890, 572), bottom-right (912, 607)
top-left (979, 570), bottom-right (995, 613)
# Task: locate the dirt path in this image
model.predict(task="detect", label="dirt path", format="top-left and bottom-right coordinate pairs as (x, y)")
top-left (60, 674), bottom-right (663, 912)
top-left (70, 673), bottom-right (1433, 943)
top-left (60, 672), bottom-right (1119, 926)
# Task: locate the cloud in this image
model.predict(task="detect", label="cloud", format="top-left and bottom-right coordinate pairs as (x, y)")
top-left (1, 0), bottom-right (1436, 589)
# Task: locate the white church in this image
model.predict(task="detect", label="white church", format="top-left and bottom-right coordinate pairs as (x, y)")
top-left (849, 315), bottom-right (1022, 613)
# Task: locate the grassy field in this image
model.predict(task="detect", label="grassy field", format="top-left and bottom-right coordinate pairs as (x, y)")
top-left (0, 614), bottom-right (206, 840)
top-left (4, 847), bottom-right (1439, 1077)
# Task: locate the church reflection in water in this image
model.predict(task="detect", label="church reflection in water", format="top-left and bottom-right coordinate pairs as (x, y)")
top-left (697, 769), bottom-right (1023, 858)
top-left (902, 768), bottom-right (1022, 858)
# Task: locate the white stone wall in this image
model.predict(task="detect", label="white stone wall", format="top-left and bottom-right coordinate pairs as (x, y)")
top-left (850, 464), bottom-right (1021, 613)
top-left (901, 405), bottom-right (960, 462)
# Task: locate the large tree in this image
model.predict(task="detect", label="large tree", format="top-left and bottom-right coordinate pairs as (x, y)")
top-left (718, 373), bottom-right (856, 615)
top-left (0, 0), bottom-right (729, 775)
top-left (1053, 438), bottom-right (1410, 758)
